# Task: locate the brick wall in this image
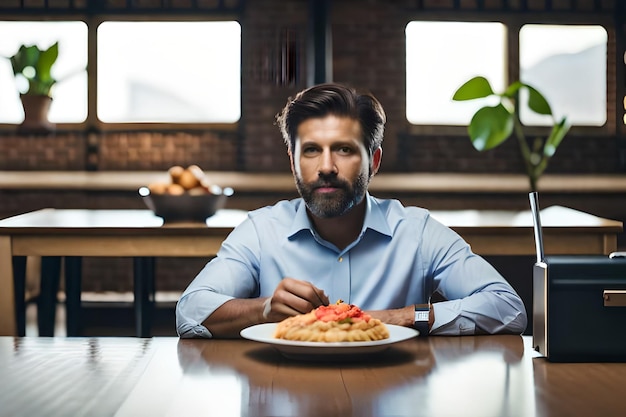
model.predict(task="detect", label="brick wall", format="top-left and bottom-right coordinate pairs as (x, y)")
top-left (1, 0), bottom-right (624, 294)
top-left (0, 0), bottom-right (623, 175)
top-left (0, 131), bottom-right (240, 171)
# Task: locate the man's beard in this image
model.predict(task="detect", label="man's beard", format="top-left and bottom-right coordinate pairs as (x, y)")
top-left (295, 172), bottom-right (369, 218)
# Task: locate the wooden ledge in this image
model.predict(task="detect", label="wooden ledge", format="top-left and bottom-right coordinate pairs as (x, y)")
top-left (0, 171), bottom-right (625, 194)
top-left (370, 173), bottom-right (626, 193)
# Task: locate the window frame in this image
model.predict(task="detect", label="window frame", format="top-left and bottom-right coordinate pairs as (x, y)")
top-left (404, 12), bottom-right (618, 138)
top-left (0, 12), bottom-right (242, 133)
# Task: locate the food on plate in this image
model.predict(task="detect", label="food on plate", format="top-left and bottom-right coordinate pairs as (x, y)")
top-left (148, 165), bottom-right (213, 196)
top-left (273, 301), bottom-right (390, 342)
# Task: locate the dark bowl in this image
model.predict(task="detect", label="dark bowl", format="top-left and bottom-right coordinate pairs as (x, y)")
top-left (139, 186), bottom-right (233, 222)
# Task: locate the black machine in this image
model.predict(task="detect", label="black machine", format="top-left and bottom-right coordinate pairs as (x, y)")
top-left (530, 192), bottom-right (626, 362)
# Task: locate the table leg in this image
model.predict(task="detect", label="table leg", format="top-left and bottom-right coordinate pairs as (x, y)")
top-left (133, 257), bottom-right (155, 338)
top-left (64, 257), bottom-right (83, 337)
top-left (13, 256), bottom-right (27, 337)
top-left (38, 256), bottom-right (61, 337)
top-left (0, 236), bottom-right (17, 336)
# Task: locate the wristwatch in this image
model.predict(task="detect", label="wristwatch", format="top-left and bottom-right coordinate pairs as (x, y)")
top-left (414, 303), bottom-right (430, 337)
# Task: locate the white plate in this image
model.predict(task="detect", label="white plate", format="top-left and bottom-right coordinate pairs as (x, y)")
top-left (240, 323), bottom-right (418, 360)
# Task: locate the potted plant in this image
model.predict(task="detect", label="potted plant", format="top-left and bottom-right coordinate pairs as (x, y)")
top-left (452, 76), bottom-right (570, 192)
top-left (9, 42), bottom-right (59, 133)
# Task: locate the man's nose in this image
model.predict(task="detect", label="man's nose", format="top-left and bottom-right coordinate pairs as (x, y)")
top-left (318, 149), bottom-right (337, 175)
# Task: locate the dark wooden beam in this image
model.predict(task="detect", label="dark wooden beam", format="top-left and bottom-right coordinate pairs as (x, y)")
top-left (307, 0), bottom-right (332, 86)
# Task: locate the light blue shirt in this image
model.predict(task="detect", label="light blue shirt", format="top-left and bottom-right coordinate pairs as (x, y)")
top-left (176, 193), bottom-right (527, 338)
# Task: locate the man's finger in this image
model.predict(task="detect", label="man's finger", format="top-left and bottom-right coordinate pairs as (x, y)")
top-left (312, 286), bottom-right (329, 307)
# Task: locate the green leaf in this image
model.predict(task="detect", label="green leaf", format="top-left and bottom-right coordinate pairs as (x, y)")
top-left (9, 43), bottom-right (59, 96)
top-left (468, 104), bottom-right (514, 151)
top-left (452, 76), bottom-right (495, 101)
top-left (10, 45), bottom-right (39, 75)
top-left (526, 84), bottom-right (552, 115)
top-left (37, 42), bottom-right (59, 84)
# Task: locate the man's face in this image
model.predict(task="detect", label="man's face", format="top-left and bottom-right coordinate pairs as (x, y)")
top-left (290, 115), bottom-right (377, 218)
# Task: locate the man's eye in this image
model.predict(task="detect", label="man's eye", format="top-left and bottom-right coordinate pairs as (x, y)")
top-left (337, 146), bottom-right (354, 155)
top-left (302, 147), bottom-right (319, 155)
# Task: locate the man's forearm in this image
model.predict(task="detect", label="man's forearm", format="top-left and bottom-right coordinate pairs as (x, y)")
top-left (202, 297), bottom-right (269, 338)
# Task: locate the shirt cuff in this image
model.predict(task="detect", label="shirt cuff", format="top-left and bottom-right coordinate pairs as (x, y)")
top-left (431, 302), bottom-right (475, 336)
top-left (175, 292), bottom-right (234, 338)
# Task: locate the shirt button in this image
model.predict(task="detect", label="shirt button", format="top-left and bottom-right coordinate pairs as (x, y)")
top-left (338, 257), bottom-right (343, 262)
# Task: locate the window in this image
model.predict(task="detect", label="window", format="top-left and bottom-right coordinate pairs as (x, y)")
top-left (97, 21), bottom-right (241, 124)
top-left (406, 21), bottom-right (506, 126)
top-left (0, 21), bottom-right (88, 124)
top-left (0, 19), bottom-right (241, 127)
top-left (519, 24), bottom-right (607, 127)
top-left (406, 21), bottom-right (609, 128)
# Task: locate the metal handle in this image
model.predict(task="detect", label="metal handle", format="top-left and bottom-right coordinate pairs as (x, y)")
top-left (603, 290), bottom-right (626, 307)
top-left (528, 192), bottom-right (544, 263)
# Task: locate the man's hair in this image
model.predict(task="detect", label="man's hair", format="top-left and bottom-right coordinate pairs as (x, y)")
top-left (276, 83), bottom-right (386, 157)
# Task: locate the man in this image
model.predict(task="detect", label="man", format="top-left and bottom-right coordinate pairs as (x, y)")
top-left (176, 83), bottom-right (527, 338)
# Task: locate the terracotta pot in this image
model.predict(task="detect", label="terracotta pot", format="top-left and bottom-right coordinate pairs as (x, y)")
top-left (18, 95), bottom-right (55, 134)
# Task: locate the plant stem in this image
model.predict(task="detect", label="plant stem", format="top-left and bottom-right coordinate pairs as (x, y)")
top-left (512, 114), bottom-right (537, 191)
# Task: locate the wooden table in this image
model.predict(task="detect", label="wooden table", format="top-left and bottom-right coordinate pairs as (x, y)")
top-left (0, 206), bottom-right (621, 336)
top-left (0, 209), bottom-right (248, 337)
top-left (429, 205), bottom-right (621, 256)
top-left (0, 335), bottom-right (625, 417)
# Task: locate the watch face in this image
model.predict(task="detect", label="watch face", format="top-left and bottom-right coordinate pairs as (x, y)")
top-left (415, 311), bottom-right (429, 321)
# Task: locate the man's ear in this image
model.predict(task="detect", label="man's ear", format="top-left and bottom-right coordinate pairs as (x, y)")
top-left (371, 147), bottom-right (382, 176)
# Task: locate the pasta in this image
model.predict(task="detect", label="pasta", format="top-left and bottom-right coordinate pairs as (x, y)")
top-left (273, 302), bottom-right (389, 342)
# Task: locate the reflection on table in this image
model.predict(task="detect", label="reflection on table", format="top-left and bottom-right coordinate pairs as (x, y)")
top-left (1, 335), bottom-right (625, 417)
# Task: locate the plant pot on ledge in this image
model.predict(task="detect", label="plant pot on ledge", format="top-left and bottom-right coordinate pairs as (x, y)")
top-left (18, 94), bottom-right (56, 134)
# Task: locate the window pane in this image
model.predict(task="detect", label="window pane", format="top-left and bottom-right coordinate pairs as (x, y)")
top-left (406, 21), bottom-right (506, 125)
top-left (0, 21), bottom-right (88, 124)
top-left (520, 24), bottom-right (607, 126)
top-left (97, 21), bottom-right (241, 123)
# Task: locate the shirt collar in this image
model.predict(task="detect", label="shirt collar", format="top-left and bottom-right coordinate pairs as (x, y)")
top-left (287, 193), bottom-right (393, 239)
top-left (288, 199), bottom-right (313, 238)
top-left (363, 193), bottom-right (393, 237)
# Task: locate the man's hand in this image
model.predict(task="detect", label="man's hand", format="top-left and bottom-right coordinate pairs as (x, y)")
top-left (263, 277), bottom-right (329, 321)
top-left (202, 278), bottom-right (328, 338)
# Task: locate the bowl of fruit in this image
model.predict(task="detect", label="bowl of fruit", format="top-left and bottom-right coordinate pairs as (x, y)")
top-left (139, 165), bottom-right (233, 222)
